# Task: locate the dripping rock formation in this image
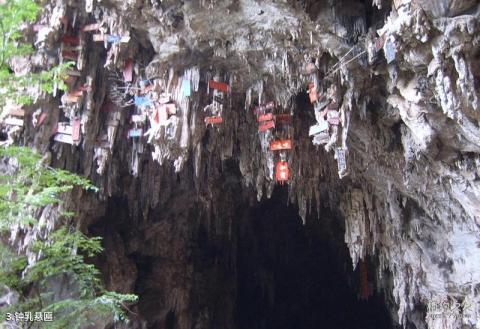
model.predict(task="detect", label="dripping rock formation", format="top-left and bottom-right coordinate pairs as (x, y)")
top-left (2, 0), bottom-right (480, 328)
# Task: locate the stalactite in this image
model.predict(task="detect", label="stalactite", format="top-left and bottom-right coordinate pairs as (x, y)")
top-left (3, 1), bottom-right (480, 329)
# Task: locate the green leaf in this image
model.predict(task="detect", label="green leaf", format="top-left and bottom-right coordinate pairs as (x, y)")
top-left (0, 146), bottom-right (137, 326)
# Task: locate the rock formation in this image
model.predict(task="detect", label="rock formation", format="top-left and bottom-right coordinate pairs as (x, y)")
top-left (2, 0), bottom-right (480, 328)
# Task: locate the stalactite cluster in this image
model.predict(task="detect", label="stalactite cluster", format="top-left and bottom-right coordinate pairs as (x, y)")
top-left (2, 0), bottom-right (480, 328)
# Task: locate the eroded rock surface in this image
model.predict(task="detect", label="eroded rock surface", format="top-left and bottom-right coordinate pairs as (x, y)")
top-left (2, 0), bottom-right (480, 328)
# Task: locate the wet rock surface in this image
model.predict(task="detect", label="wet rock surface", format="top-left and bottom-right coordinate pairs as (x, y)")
top-left (2, 0), bottom-right (480, 328)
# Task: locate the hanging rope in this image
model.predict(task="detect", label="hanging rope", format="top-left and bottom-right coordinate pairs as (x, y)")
top-left (327, 46), bottom-right (357, 73)
top-left (325, 49), bottom-right (366, 78)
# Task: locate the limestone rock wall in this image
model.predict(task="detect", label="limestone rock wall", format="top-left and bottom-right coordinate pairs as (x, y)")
top-left (2, 0), bottom-right (480, 328)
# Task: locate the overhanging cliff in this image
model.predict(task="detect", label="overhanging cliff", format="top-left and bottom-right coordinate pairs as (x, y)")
top-left (2, 0), bottom-right (480, 328)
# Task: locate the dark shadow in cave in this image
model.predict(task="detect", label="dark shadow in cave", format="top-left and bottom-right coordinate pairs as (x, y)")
top-left (89, 152), bottom-right (395, 329)
top-left (235, 187), bottom-right (394, 329)
top-left (165, 310), bottom-right (177, 329)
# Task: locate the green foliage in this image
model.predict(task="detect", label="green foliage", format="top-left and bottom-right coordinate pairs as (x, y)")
top-left (41, 292), bottom-right (139, 329)
top-left (27, 229), bottom-right (104, 296)
top-left (0, 0), bottom-right (72, 108)
top-left (0, 2), bottom-right (139, 325)
top-left (0, 146), bottom-right (138, 328)
top-left (0, 244), bottom-right (28, 291)
top-left (0, 147), bottom-right (97, 231)
top-left (0, 0), bottom-right (40, 66)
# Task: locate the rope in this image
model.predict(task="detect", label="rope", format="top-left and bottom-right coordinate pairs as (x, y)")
top-left (326, 50), bottom-right (366, 78)
top-left (327, 46), bottom-right (357, 72)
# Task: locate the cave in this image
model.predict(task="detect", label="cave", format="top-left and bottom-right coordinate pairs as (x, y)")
top-left (88, 156), bottom-right (397, 329)
top-left (234, 190), bottom-right (393, 329)
top-left (2, 0), bottom-right (480, 329)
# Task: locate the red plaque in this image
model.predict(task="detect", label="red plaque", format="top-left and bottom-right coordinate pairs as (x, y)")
top-left (258, 120), bottom-right (275, 132)
top-left (208, 80), bottom-right (229, 93)
top-left (270, 140), bottom-right (292, 151)
top-left (275, 161), bottom-right (290, 182)
top-left (205, 116), bottom-right (223, 125)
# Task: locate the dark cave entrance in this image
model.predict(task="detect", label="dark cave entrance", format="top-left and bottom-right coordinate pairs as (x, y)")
top-left (92, 166), bottom-right (395, 329)
top-left (235, 187), bottom-right (393, 329)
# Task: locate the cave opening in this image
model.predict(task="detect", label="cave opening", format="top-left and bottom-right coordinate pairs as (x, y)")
top-left (235, 187), bottom-right (394, 329)
top-left (92, 161), bottom-right (395, 329)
